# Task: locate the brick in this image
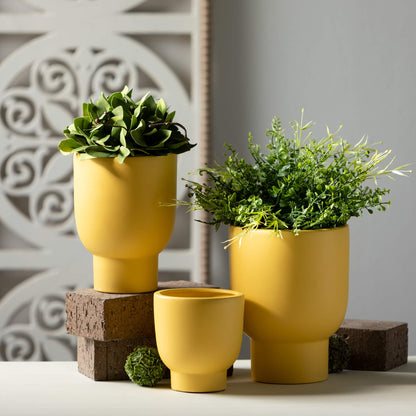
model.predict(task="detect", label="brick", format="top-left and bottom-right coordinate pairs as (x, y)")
top-left (77, 336), bottom-right (156, 381)
top-left (336, 319), bottom-right (408, 371)
top-left (66, 281), bottom-right (219, 341)
top-left (66, 289), bottom-right (154, 341)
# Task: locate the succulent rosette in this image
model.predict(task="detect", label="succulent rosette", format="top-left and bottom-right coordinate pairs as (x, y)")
top-left (59, 86), bottom-right (195, 163)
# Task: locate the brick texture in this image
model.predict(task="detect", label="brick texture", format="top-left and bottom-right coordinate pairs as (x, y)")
top-left (336, 319), bottom-right (408, 371)
top-left (77, 336), bottom-right (157, 381)
top-left (66, 290), bottom-right (154, 341)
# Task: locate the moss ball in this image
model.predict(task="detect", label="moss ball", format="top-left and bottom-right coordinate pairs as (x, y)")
top-left (125, 345), bottom-right (167, 387)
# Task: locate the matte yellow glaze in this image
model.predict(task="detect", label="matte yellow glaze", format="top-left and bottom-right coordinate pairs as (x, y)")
top-left (154, 288), bottom-right (244, 392)
top-left (229, 226), bottom-right (349, 383)
top-left (73, 154), bottom-right (177, 293)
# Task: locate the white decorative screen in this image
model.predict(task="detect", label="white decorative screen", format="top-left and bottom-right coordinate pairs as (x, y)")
top-left (0, 0), bottom-right (210, 361)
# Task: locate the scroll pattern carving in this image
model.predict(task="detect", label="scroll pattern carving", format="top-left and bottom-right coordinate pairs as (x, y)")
top-left (0, 0), bottom-right (207, 361)
top-left (0, 46), bottom-right (170, 238)
top-left (0, 292), bottom-right (74, 361)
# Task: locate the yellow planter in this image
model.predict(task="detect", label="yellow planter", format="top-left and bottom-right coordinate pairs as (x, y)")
top-left (73, 154), bottom-right (177, 293)
top-left (154, 288), bottom-right (244, 392)
top-left (229, 225), bottom-right (349, 384)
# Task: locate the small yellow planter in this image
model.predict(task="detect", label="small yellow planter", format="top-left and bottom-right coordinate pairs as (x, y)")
top-left (73, 154), bottom-right (177, 293)
top-left (154, 288), bottom-right (244, 392)
top-left (229, 225), bottom-right (349, 384)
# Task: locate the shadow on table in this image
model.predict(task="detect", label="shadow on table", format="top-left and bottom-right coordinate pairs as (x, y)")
top-left (222, 365), bottom-right (416, 397)
top-left (394, 360), bottom-right (416, 373)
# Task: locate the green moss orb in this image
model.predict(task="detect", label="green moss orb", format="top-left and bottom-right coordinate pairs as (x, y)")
top-left (125, 345), bottom-right (167, 387)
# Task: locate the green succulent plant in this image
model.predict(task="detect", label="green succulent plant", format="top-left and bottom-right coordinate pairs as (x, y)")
top-left (125, 345), bottom-right (167, 387)
top-left (59, 86), bottom-right (195, 163)
top-left (182, 112), bottom-right (410, 240)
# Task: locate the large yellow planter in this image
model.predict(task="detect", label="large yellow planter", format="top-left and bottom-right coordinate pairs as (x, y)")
top-left (73, 154), bottom-right (177, 293)
top-left (154, 288), bottom-right (244, 392)
top-left (229, 225), bottom-right (349, 384)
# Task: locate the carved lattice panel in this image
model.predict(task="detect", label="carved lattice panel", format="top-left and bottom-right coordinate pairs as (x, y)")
top-left (0, 0), bottom-right (210, 361)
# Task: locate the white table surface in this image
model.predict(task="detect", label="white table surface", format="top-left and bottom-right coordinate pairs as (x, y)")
top-left (1, 359), bottom-right (415, 416)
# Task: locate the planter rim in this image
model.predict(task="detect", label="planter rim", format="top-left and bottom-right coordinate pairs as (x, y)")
top-left (230, 224), bottom-right (349, 234)
top-left (155, 288), bottom-right (243, 300)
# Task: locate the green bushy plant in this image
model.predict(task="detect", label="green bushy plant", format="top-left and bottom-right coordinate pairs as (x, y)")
top-left (183, 112), bottom-right (410, 239)
top-left (59, 86), bottom-right (195, 163)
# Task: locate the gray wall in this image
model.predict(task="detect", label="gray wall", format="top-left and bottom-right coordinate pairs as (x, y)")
top-left (210, 0), bottom-right (416, 356)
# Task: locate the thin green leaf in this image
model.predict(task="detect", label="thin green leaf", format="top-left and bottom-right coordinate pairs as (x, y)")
top-left (95, 94), bottom-right (110, 115)
top-left (58, 138), bottom-right (83, 153)
top-left (85, 146), bottom-right (117, 158)
top-left (117, 146), bottom-right (130, 163)
top-left (156, 98), bottom-right (166, 118)
top-left (165, 111), bottom-right (175, 123)
top-left (73, 117), bottom-right (91, 136)
top-left (144, 128), bottom-right (157, 136)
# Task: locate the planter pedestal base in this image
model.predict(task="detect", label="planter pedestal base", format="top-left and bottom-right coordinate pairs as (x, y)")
top-left (171, 371), bottom-right (226, 393)
top-left (93, 255), bottom-right (158, 293)
top-left (251, 339), bottom-right (329, 384)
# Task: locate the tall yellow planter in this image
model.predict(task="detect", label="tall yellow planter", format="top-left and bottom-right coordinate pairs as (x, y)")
top-left (73, 154), bottom-right (177, 293)
top-left (229, 225), bottom-right (349, 384)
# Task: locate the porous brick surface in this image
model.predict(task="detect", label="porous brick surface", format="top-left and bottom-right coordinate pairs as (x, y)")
top-left (66, 290), bottom-right (154, 340)
top-left (77, 336), bottom-right (156, 381)
top-left (336, 319), bottom-right (408, 371)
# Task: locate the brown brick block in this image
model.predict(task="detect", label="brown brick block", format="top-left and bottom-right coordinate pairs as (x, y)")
top-left (336, 319), bottom-right (408, 371)
top-left (77, 336), bottom-right (156, 381)
top-left (66, 290), bottom-right (154, 340)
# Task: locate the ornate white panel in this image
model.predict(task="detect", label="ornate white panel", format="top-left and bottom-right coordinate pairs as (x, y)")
top-left (0, 0), bottom-right (210, 360)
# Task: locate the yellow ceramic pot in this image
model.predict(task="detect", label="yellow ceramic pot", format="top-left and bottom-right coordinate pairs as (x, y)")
top-left (154, 288), bottom-right (244, 392)
top-left (229, 225), bottom-right (349, 384)
top-left (73, 154), bottom-right (176, 293)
